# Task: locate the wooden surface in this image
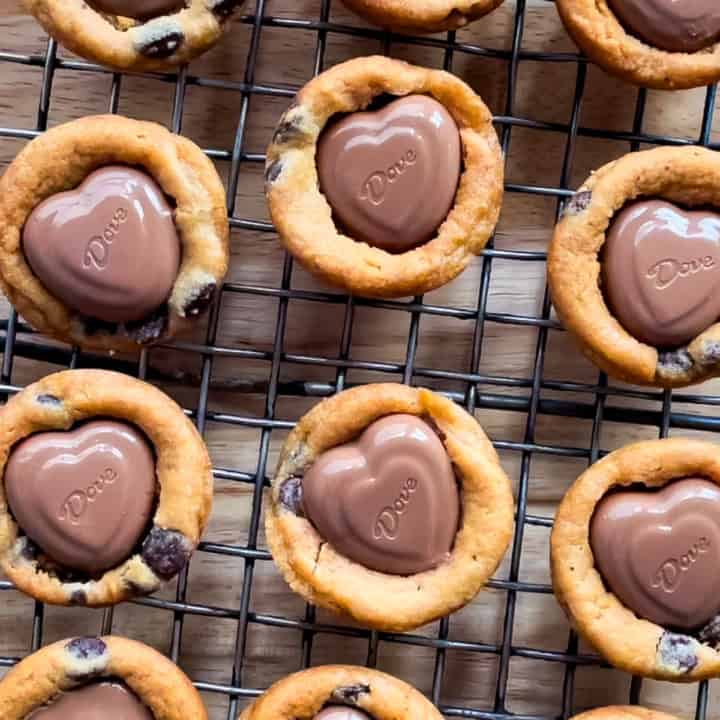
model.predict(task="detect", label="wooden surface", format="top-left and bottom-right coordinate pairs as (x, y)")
top-left (1, 2), bottom-right (720, 719)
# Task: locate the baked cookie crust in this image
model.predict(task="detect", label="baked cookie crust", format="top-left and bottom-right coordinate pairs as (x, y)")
top-left (572, 708), bottom-right (680, 720)
top-left (0, 114), bottom-right (229, 353)
top-left (265, 55), bottom-right (503, 299)
top-left (0, 369), bottom-right (212, 607)
top-left (551, 438), bottom-right (720, 681)
top-left (339, 0), bottom-right (504, 33)
top-left (23, 0), bottom-right (244, 72)
top-left (0, 635), bottom-right (207, 719)
top-left (265, 383), bottom-right (514, 632)
top-left (555, 0), bottom-right (720, 90)
top-left (239, 665), bottom-right (443, 720)
top-left (548, 145), bottom-right (720, 388)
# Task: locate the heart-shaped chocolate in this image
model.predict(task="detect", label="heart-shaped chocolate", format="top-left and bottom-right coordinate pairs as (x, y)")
top-left (301, 414), bottom-right (460, 575)
top-left (89, 0), bottom-right (186, 20)
top-left (29, 682), bottom-right (153, 720)
top-left (607, 0), bottom-right (720, 53)
top-left (22, 165), bottom-right (180, 324)
top-left (316, 95), bottom-right (461, 254)
top-left (603, 199), bottom-right (720, 348)
top-left (590, 478), bottom-right (720, 630)
top-left (4, 420), bottom-right (157, 575)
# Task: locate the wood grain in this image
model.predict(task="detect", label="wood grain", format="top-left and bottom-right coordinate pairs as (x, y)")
top-left (1, 2), bottom-right (720, 719)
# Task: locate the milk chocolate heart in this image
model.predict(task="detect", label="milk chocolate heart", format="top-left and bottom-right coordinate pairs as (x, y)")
top-left (22, 165), bottom-right (180, 324)
top-left (603, 199), bottom-right (720, 348)
top-left (88, 0), bottom-right (186, 20)
top-left (301, 414), bottom-right (460, 575)
top-left (316, 95), bottom-right (461, 254)
top-left (4, 420), bottom-right (157, 575)
top-left (607, 0), bottom-right (720, 53)
top-left (590, 478), bottom-right (720, 630)
top-left (29, 682), bottom-right (153, 720)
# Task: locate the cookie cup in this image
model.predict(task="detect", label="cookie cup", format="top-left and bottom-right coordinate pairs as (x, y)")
top-left (24, 0), bottom-right (244, 72)
top-left (0, 114), bottom-right (229, 353)
top-left (572, 709), bottom-right (680, 720)
top-left (551, 438), bottom-right (720, 681)
top-left (0, 636), bottom-right (207, 720)
top-left (265, 383), bottom-right (514, 632)
top-left (339, 0), bottom-right (504, 33)
top-left (239, 665), bottom-right (443, 720)
top-left (265, 55), bottom-right (503, 298)
top-left (555, 0), bottom-right (720, 89)
top-left (0, 369), bottom-right (212, 607)
top-left (548, 145), bottom-right (720, 388)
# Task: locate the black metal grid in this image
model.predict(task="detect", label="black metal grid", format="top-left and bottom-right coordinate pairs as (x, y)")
top-left (0, 1), bottom-right (719, 719)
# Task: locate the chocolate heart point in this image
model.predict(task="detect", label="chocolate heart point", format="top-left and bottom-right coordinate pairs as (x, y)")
top-left (28, 682), bottom-right (153, 720)
top-left (302, 414), bottom-right (460, 575)
top-left (590, 477), bottom-right (720, 630)
top-left (4, 420), bottom-right (157, 575)
top-left (603, 199), bottom-right (720, 348)
top-left (23, 166), bottom-right (180, 324)
top-left (606, 0), bottom-right (720, 53)
top-left (88, 0), bottom-right (186, 21)
top-left (317, 95), bottom-right (461, 254)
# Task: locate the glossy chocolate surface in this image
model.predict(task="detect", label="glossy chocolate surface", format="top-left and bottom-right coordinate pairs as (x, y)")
top-left (5, 420), bottom-right (156, 575)
top-left (88, 0), bottom-right (186, 20)
top-left (23, 166), bottom-right (180, 324)
top-left (317, 95), bottom-right (461, 253)
top-left (28, 682), bottom-right (153, 719)
top-left (603, 199), bottom-right (720, 348)
top-left (590, 478), bottom-right (720, 630)
top-left (302, 414), bottom-right (460, 575)
top-left (314, 707), bottom-right (371, 720)
top-left (607, 0), bottom-right (720, 53)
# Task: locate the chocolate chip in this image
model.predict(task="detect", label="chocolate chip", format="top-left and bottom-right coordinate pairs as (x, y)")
top-left (265, 160), bottom-right (283, 184)
top-left (183, 283), bottom-right (216, 317)
top-left (279, 475), bottom-right (304, 516)
top-left (20, 538), bottom-right (39, 561)
top-left (210, 0), bottom-right (243, 18)
top-left (698, 614), bottom-right (720, 647)
top-left (658, 348), bottom-right (694, 374)
top-left (36, 394), bottom-right (62, 406)
top-left (329, 684), bottom-right (371, 705)
top-left (141, 527), bottom-right (190, 580)
top-left (657, 632), bottom-right (698, 673)
top-left (702, 340), bottom-right (720, 363)
top-left (137, 30), bottom-right (184, 58)
top-left (70, 589), bottom-right (87, 606)
top-left (125, 307), bottom-right (168, 344)
top-left (564, 190), bottom-right (592, 216)
top-left (273, 115), bottom-right (304, 145)
top-left (66, 637), bottom-right (107, 662)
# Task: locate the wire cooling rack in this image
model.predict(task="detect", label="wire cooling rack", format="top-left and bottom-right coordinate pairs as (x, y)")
top-left (0, 1), bottom-right (720, 719)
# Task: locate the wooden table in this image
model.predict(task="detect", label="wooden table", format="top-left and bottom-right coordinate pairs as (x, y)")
top-left (1, 2), bottom-right (719, 719)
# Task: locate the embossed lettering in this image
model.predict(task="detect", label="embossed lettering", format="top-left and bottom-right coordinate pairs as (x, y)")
top-left (59, 467), bottom-right (118, 524)
top-left (82, 207), bottom-right (128, 270)
top-left (646, 255), bottom-right (716, 290)
top-left (651, 536), bottom-right (710, 592)
top-left (360, 150), bottom-right (417, 206)
top-left (373, 477), bottom-right (418, 540)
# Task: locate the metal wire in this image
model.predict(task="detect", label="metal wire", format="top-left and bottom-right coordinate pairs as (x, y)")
top-left (0, 1), bottom-right (718, 719)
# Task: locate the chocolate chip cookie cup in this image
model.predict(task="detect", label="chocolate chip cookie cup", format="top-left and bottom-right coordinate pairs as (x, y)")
top-left (24, 0), bottom-right (244, 72)
top-left (0, 115), bottom-right (228, 353)
top-left (0, 369), bottom-right (212, 607)
top-left (339, 0), bottom-right (504, 33)
top-left (239, 665), bottom-right (443, 720)
top-left (572, 708), bottom-right (680, 720)
top-left (0, 636), bottom-right (207, 719)
top-left (555, 0), bottom-right (720, 89)
top-left (265, 383), bottom-right (514, 632)
top-left (548, 145), bottom-right (720, 388)
top-left (551, 438), bottom-right (720, 681)
top-left (265, 56), bottom-right (503, 299)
